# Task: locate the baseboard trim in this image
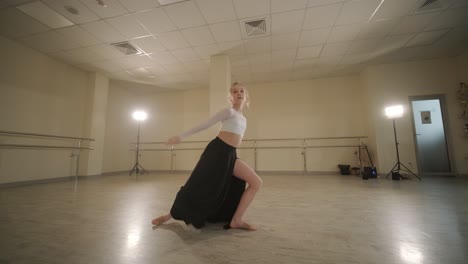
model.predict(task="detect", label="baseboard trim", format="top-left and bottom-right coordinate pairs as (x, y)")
top-left (0, 175), bottom-right (75, 188)
top-left (3, 170), bottom-right (465, 188)
top-left (256, 171), bottom-right (340, 176)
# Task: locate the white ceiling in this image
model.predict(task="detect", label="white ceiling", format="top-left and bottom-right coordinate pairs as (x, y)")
top-left (1, 0), bottom-right (468, 91)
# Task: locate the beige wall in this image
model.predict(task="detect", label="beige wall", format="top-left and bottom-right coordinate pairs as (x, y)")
top-left (363, 57), bottom-right (468, 175)
top-left (102, 76), bottom-right (368, 174)
top-left (2, 33), bottom-right (467, 183)
top-left (456, 52), bottom-right (468, 174)
top-left (0, 36), bottom-right (89, 184)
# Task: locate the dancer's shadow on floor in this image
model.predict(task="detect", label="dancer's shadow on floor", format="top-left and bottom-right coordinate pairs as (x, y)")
top-left (152, 222), bottom-right (230, 244)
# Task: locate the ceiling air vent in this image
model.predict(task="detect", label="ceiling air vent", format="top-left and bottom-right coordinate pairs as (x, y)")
top-left (416, 0), bottom-right (442, 13)
top-left (110, 41), bottom-right (142, 55)
top-left (240, 17), bottom-right (270, 38)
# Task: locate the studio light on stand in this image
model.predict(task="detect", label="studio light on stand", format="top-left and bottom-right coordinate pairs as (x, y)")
top-left (129, 110), bottom-right (149, 180)
top-left (384, 105), bottom-right (421, 181)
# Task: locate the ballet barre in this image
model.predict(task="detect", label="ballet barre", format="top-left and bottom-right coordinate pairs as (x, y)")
top-left (0, 130), bottom-right (94, 183)
top-left (132, 136), bottom-right (368, 175)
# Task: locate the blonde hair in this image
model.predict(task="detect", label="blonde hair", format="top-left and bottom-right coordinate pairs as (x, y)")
top-left (229, 81), bottom-right (250, 108)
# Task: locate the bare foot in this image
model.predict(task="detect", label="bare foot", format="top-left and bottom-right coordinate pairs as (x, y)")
top-left (151, 214), bottom-right (171, 226)
top-left (226, 220), bottom-right (257, 231)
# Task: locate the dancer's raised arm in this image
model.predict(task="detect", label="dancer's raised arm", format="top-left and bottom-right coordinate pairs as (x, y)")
top-left (167, 107), bottom-right (233, 145)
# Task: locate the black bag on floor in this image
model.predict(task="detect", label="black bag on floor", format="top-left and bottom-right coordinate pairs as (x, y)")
top-left (338, 164), bottom-right (351, 175)
top-left (362, 166), bottom-right (377, 178)
top-left (362, 146), bottom-right (377, 179)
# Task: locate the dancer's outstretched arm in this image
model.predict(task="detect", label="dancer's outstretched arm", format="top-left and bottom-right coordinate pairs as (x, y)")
top-left (168, 107), bottom-right (233, 144)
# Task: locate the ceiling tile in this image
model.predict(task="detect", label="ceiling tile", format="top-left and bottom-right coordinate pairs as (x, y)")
top-left (115, 54), bottom-right (156, 69)
top-left (19, 30), bottom-right (78, 53)
top-left (429, 26), bottom-right (468, 55)
top-left (171, 48), bottom-right (201, 62)
top-left (335, 0), bottom-right (381, 25)
top-left (89, 59), bottom-right (123, 72)
top-left (210, 21), bottom-right (242, 42)
top-left (195, 0), bottom-right (237, 24)
top-left (149, 51), bottom-right (180, 64)
top-left (0, 0), bottom-right (31, 9)
top-left (315, 55), bottom-right (342, 66)
top-left (294, 58), bottom-right (317, 70)
top-left (80, 0), bottom-right (128, 19)
top-left (424, 8), bottom-right (468, 31)
top-left (308, 0), bottom-right (344, 7)
top-left (106, 14), bottom-right (151, 39)
top-left (340, 53), bottom-right (374, 65)
top-left (218, 41), bottom-right (245, 55)
top-left (272, 9), bottom-right (305, 35)
top-left (390, 13), bottom-right (439, 35)
top-left (146, 63), bottom-right (167, 75)
top-left (297, 45), bottom-right (323, 59)
top-left (47, 50), bottom-right (80, 64)
top-left (233, 0), bottom-right (270, 19)
top-left (272, 32), bottom-right (300, 50)
top-left (155, 31), bottom-right (190, 50)
top-left (356, 18), bottom-right (398, 40)
top-left (299, 27), bottom-right (331, 46)
top-left (183, 60), bottom-right (210, 72)
top-left (181, 25), bottom-right (215, 46)
top-left (87, 44), bottom-right (125, 60)
top-left (371, 0), bottom-right (420, 21)
top-left (303, 4), bottom-right (342, 30)
top-left (271, 0), bottom-right (307, 13)
top-left (118, 0), bottom-right (160, 12)
top-left (271, 61), bottom-right (294, 71)
top-left (320, 42), bottom-right (349, 56)
top-left (16, 1), bottom-right (74, 29)
top-left (292, 69), bottom-right (315, 80)
top-left (161, 63), bottom-right (189, 74)
top-left (451, 0), bottom-right (468, 8)
top-left (373, 34), bottom-right (415, 55)
top-left (164, 1), bottom-right (206, 29)
top-left (193, 44), bottom-right (221, 58)
top-left (135, 8), bottom-right (177, 34)
top-left (250, 64), bottom-right (272, 73)
top-left (347, 39), bottom-right (380, 54)
top-left (244, 36), bottom-right (271, 54)
top-left (80, 20), bottom-right (125, 43)
top-left (55, 25), bottom-right (101, 47)
top-left (232, 64), bottom-right (251, 74)
top-left (405, 29), bottom-right (450, 47)
top-left (126, 67), bottom-right (152, 78)
top-left (130, 36), bottom-right (166, 53)
top-left (43, 0), bottom-right (100, 24)
top-left (65, 46), bottom-right (104, 63)
top-left (0, 8), bottom-right (49, 38)
top-left (230, 55), bottom-right (250, 67)
top-left (249, 53), bottom-right (271, 66)
top-left (327, 24), bottom-right (362, 43)
top-left (272, 49), bottom-right (297, 63)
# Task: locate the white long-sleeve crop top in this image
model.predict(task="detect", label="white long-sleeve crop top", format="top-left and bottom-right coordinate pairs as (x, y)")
top-left (178, 107), bottom-right (246, 139)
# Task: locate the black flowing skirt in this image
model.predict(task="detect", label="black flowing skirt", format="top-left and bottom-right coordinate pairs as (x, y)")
top-left (170, 137), bottom-right (246, 228)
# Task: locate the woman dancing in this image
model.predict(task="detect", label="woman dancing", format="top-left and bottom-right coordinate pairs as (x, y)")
top-left (151, 82), bottom-right (262, 230)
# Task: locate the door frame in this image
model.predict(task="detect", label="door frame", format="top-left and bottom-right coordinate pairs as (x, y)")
top-left (408, 94), bottom-right (457, 177)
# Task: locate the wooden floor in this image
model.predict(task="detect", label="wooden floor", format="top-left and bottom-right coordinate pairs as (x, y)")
top-left (0, 173), bottom-right (467, 264)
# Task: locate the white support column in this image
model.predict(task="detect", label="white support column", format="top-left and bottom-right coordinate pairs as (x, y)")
top-left (80, 72), bottom-right (109, 176)
top-left (209, 55), bottom-right (231, 115)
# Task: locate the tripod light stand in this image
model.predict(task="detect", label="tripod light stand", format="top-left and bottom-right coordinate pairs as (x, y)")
top-left (129, 110), bottom-right (149, 179)
top-left (384, 105), bottom-right (421, 181)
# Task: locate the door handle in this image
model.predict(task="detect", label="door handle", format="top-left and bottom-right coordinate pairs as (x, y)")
top-left (416, 133), bottom-right (422, 136)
